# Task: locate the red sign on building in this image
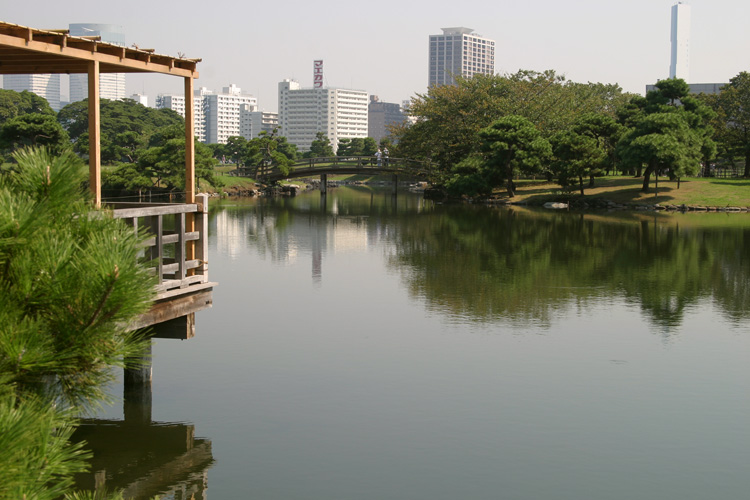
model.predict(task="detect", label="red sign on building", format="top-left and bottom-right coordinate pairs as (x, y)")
top-left (313, 60), bottom-right (324, 88)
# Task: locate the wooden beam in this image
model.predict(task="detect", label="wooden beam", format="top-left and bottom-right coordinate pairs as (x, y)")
top-left (0, 33), bottom-right (199, 78)
top-left (88, 60), bottom-right (101, 208)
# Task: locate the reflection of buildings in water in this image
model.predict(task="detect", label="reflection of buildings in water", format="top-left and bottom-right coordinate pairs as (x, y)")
top-left (213, 209), bottom-right (298, 264)
top-left (215, 203), bottom-right (397, 284)
top-left (72, 419), bottom-right (213, 500)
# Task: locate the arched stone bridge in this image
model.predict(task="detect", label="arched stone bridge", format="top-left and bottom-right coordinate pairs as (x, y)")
top-left (231, 156), bottom-right (434, 185)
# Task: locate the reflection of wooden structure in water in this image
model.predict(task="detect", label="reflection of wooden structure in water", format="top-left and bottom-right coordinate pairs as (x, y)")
top-left (0, 21), bottom-right (215, 338)
top-left (72, 419), bottom-right (213, 500)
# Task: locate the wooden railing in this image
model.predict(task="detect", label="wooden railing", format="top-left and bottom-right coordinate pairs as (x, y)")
top-left (232, 156), bottom-right (434, 182)
top-left (109, 193), bottom-right (209, 299)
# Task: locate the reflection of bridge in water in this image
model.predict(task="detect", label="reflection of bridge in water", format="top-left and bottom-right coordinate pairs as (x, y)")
top-left (232, 156), bottom-right (434, 191)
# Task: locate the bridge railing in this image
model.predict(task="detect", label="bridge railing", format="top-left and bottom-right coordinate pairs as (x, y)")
top-left (238, 156), bottom-right (433, 182)
top-left (108, 193), bottom-right (209, 298)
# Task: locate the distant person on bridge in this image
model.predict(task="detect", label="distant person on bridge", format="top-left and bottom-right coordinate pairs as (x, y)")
top-left (383, 147), bottom-right (389, 166)
top-left (375, 149), bottom-right (382, 167)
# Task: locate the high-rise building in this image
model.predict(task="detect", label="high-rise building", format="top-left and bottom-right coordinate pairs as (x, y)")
top-left (3, 74), bottom-right (62, 111)
top-left (129, 94), bottom-right (149, 107)
top-left (239, 106), bottom-right (279, 140)
top-left (69, 24), bottom-right (127, 103)
top-left (203, 84), bottom-right (258, 144)
top-left (278, 79), bottom-right (368, 153)
top-left (428, 27), bottom-right (495, 87)
top-left (157, 85), bottom-right (256, 144)
top-left (368, 95), bottom-right (406, 143)
top-left (670, 2), bottom-right (691, 81)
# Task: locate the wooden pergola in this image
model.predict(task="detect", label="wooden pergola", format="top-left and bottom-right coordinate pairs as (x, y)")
top-left (1, 21), bottom-right (215, 338)
top-left (0, 20), bottom-right (201, 206)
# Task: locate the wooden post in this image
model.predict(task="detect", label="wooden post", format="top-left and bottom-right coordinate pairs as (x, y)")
top-left (195, 193), bottom-right (209, 281)
top-left (392, 174), bottom-right (398, 195)
top-left (184, 77), bottom-right (196, 204)
top-left (321, 173), bottom-right (327, 194)
top-left (88, 61), bottom-right (101, 208)
top-left (184, 77), bottom-right (196, 267)
top-left (124, 340), bottom-right (152, 425)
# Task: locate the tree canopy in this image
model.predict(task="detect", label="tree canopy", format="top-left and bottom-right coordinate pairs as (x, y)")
top-left (57, 98), bottom-right (183, 163)
top-left (701, 72), bottom-right (750, 177)
top-left (392, 70), bottom-right (627, 178)
top-left (0, 89), bottom-right (55, 126)
top-left (304, 132), bottom-right (335, 158)
top-left (617, 78), bottom-right (715, 191)
top-left (447, 115), bottom-right (551, 197)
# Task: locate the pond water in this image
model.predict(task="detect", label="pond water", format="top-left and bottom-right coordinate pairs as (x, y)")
top-left (81, 187), bottom-right (750, 500)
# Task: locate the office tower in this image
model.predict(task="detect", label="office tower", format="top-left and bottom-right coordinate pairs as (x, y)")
top-left (368, 95), bottom-right (406, 143)
top-left (278, 79), bottom-right (368, 153)
top-left (670, 2), bottom-right (691, 80)
top-left (69, 24), bottom-right (127, 102)
top-left (3, 74), bottom-right (61, 111)
top-left (429, 27), bottom-right (495, 87)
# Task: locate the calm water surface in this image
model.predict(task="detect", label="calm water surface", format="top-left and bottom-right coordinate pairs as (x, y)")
top-left (82, 187), bottom-right (750, 499)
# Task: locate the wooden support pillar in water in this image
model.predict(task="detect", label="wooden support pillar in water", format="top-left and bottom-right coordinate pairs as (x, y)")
top-left (392, 174), bottom-right (399, 195)
top-left (321, 173), bottom-right (327, 194)
top-left (124, 340), bottom-right (152, 425)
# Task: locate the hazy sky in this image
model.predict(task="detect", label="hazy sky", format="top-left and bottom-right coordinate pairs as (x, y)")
top-left (3, 0), bottom-right (748, 112)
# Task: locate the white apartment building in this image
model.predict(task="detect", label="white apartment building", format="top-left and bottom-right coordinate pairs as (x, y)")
top-left (239, 106), bottom-right (279, 139)
top-left (155, 89), bottom-right (207, 142)
top-left (278, 79), bottom-right (368, 153)
top-left (68, 24), bottom-right (127, 102)
top-left (203, 84), bottom-right (258, 144)
top-left (157, 85), bottom-right (256, 144)
top-left (3, 74), bottom-right (62, 111)
top-left (129, 94), bottom-right (149, 106)
top-left (429, 27), bottom-right (495, 87)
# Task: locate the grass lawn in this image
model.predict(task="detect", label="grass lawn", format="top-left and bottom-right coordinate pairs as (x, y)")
top-left (503, 176), bottom-right (750, 207)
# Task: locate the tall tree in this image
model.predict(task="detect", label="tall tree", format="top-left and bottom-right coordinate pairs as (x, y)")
top-left (243, 129), bottom-right (297, 177)
top-left (304, 131), bottom-right (334, 158)
top-left (707, 72), bottom-right (750, 177)
top-left (617, 78), bottom-right (715, 191)
top-left (550, 130), bottom-right (605, 195)
top-left (448, 115), bottom-right (551, 197)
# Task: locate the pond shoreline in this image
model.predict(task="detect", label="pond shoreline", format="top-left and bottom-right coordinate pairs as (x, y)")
top-left (482, 197), bottom-right (750, 212)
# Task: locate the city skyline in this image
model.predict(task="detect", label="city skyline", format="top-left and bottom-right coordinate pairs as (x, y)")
top-left (2, 0), bottom-right (748, 113)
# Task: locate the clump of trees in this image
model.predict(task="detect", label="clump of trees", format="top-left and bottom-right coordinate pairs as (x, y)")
top-left (700, 71), bottom-right (750, 177)
top-left (336, 137), bottom-right (379, 157)
top-left (209, 129), bottom-right (299, 177)
top-left (392, 70), bottom-right (743, 198)
top-left (0, 147), bottom-right (156, 499)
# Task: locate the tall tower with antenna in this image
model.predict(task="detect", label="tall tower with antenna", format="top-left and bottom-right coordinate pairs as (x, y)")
top-left (669, 2), bottom-right (691, 80)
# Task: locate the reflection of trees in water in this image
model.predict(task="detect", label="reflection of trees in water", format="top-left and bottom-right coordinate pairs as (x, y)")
top-left (210, 195), bottom-right (750, 330)
top-left (389, 207), bottom-right (750, 330)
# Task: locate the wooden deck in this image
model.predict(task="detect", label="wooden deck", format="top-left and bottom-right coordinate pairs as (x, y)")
top-left (110, 193), bottom-right (216, 335)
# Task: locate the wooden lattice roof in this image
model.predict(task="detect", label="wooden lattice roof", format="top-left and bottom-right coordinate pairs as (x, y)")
top-left (0, 21), bottom-right (200, 78)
